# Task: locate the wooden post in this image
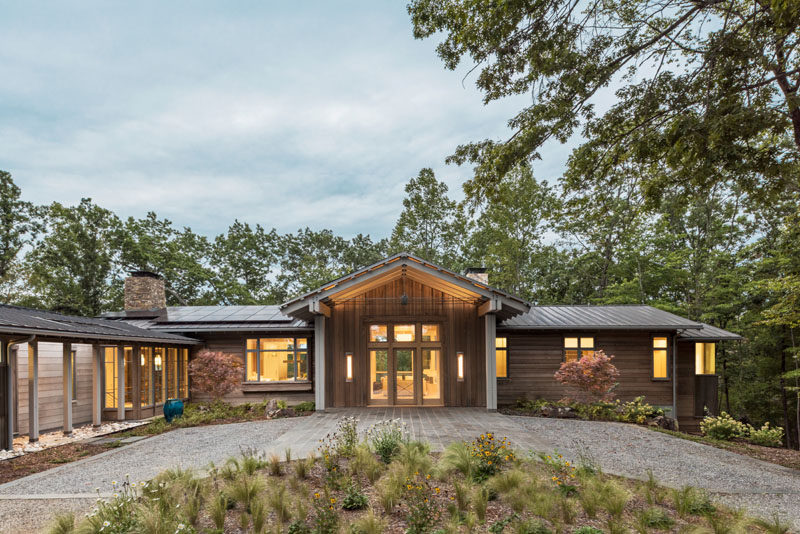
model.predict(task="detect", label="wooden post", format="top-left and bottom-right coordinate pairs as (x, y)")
top-left (1, 341), bottom-right (11, 451)
top-left (91, 343), bottom-right (102, 427)
top-left (27, 341), bottom-right (39, 442)
top-left (117, 345), bottom-right (126, 421)
top-left (485, 315), bottom-right (497, 411)
top-left (314, 316), bottom-right (326, 411)
top-left (62, 343), bottom-right (73, 435)
top-left (672, 333), bottom-right (677, 421)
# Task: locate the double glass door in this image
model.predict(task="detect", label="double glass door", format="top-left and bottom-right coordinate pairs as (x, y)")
top-left (368, 323), bottom-right (441, 405)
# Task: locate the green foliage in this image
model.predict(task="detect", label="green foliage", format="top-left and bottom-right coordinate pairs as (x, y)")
top-left (700, 412), bottom-right (749, 440)
top-left (311, 489), bottom-right (339, 534)
top-left (366, 419), bottom-right (409, 463)
top-left (441, 440), bottom-right (477, 479)
top-left (341, 480), bottom-right (368, 511)
top-left (616, 396), bottom-right (665, 424)
top-left (634, 507), bottom-right (675, 531)
top-left (294, 401), bottom-right (315, 412)
top-left (573, 528), bottom-right (602, 534)
top-left (671, 486), bottom-right (716, 517)
top-left (746, 422), bottom-right (785, 447)
top-left (402, 472), bottom-right (442, 534)
top-left (468, 433), bottom-right (514, 481)
top-left (348, 509), bottom-right (387, 534)
top-left (45, 512), bottom-right (75, 534)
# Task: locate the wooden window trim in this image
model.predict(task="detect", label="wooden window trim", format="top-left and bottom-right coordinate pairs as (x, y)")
top-left (651, 334), bottom-right (670, 381)
top-left (243, 337), bottom-right (311, 384)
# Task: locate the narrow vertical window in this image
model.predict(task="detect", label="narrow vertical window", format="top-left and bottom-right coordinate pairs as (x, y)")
top-left (153, 347), bottom-right (164, 404)
top-left (180, 348), bottom-right (189, 398)
top-left (652, 337), bottom-right (669, 379)
top-left (124, 347), bottom-right (133, 407)
top-left (495, 337), bottom-right (508, 378)
top-left (345, 352), bottom-right (353, 382)
top-left (140, 347), bottom-right (153, 406)
top-left (695, 343), bottom-right (716, 375)
top-left (103, 347), bottom-right (117, 409)
top-left (457, 352), bottom-right (465, 381)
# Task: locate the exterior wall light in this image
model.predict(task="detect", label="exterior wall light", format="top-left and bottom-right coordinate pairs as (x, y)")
top-left (346, 352), bottom-right (353, 382)
top-left (457, 352), bottom-right (464, 381)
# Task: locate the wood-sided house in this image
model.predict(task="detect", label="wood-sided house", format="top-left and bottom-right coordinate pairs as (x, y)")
top-left (1, 253), bottom-right (740, 450)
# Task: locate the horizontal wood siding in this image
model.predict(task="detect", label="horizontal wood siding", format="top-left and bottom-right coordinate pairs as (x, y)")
top-left (326, 278), bottom-right (485, 407)
top-left (496, 330), bottom-right (705, 429)
top-left (189, 332), bottom-right (315, 406)
top-left (14, 342), bottom-right (94, 434)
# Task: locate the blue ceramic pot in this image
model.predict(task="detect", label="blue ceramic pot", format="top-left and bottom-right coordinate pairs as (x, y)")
top-left (164, 398), bottom-right (184, 423)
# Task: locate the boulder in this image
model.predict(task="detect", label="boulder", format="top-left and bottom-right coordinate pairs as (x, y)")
top-left (265, 399), bottom-right (279, 413)
top-left (647, 415), bottom-right (679, 431)
top-left (268, 407), bottom-right (296, 419)
top-left (541, 405), bottom-right (577, 419)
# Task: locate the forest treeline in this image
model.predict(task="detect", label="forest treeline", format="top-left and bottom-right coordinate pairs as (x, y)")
top-left (1, 166), bottom-right (798, 447)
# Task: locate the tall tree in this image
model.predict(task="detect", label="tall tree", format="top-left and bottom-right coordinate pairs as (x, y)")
top-left (389, 168), bottom-right (467, 270)
top-left (0, 171), bottom-right (40, 300)
top-left (276, 228), bottom-right (349, 299)
top-left (116, 213), bottom-right (214, 306)
top-left (408, 0), bottom-right (800, 202)
top-left (25, 199), bottom-right (120, 316)
top-left (211, 221), bottom-right (282, 304)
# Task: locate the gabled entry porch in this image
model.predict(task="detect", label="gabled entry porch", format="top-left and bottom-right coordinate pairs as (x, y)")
top-left (280, 254), bottom-right (530, 411)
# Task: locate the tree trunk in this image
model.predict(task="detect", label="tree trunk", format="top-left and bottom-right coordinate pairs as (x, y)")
top-left (780, 329), bottom-right (796, 449)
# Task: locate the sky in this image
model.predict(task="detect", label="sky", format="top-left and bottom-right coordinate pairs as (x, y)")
top-left (0, 1), bottom-right (575, 239)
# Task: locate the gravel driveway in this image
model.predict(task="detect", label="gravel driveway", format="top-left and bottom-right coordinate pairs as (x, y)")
top-left (510, 416), bottom-right (800, 527)
top-left (1, 410), bottom-right (798, 532)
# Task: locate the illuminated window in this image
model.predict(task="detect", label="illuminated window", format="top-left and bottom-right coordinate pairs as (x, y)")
top-left (345, 352), bottom-right (353, 382)
top-left (421, 324), bottom-right (440, 342)
top-left (496, 337), bottom-right (508, 378)
top-left (104, 347), bottom-right (117, 409)
top-left (563, 336), bottom-right (594, 362)
top-left (140, 347), bottom-right (153, 406)
top-left (180, 348), bottom-right (189, 398)
top-left (153, 347), bottom-right (164, 404)
top-left (245, 337), bottom-right (308, 382)
top-left (370, 325), bottom-right (388, 342)
top-left (695, 343), bottom-right (716, 375)
top-left (124, 347), bottom-right (133, 408)
top-left (652, 337), bottom-right (669, 379)
top-left (394, 324), bottom-right (415, 342)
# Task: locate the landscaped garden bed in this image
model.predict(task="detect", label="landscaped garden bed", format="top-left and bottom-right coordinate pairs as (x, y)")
top-left (46, 418), bottom-right (791, 534)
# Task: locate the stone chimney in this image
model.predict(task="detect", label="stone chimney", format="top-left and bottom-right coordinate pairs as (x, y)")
top-left (464, 267), bottom-right (489, 285)
top-left (124, 271), bottom-right (167, 311)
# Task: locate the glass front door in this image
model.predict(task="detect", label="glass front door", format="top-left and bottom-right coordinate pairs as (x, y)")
top-left (395, 349), bottom-right (415, 404)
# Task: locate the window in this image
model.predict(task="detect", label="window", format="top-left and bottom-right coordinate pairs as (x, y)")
top-left (370, 325), bottom-right (388, 342)
top-left (167, 348), bottom-right (179, 399)
top-left (652, 337), bottom-right (669, 379)
top-left (421, 324), bottom-right (440, 342)
top-left (496, 337), bottom-right (508, 378)
top-left (394, 324), bottom-right (415, 342)
top-left (104, 347), bottom-right (117, 409)
top-left (70, 349), bottom-right (77, 400)
top-left (123, 347), bottom-right (133, 408)
top-left (245, 337), bottom-right (308, 382)
top-left (154, 347), bottom-right (165, 404)
top-left (695, 343), bottom-right (715, 375)
top-left (563, 336), bottom-right (594, 362)
top-left (140, 347), bottom-right (153, 406)
top-left (180, 348), bottom-right (189, 398)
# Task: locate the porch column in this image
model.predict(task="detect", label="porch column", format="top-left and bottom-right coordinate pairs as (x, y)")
top-left (485, 315), bottom-right (497, 411)
top-left (91, 343), bottom-right (102, 426)
top-left (117, 345), bottom-right (126, 420)
top-left (28, 341), bottom-right (39, 442)
top-left (314, 315), bottom-right (326, 411)
top-left (2, 341), bottom-right (11, 451)
top-left (62, 343), bottom-right (73, 435)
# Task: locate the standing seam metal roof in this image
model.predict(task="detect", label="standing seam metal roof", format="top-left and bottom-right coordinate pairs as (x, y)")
top-left (500, 305), bottom-right (703, 329)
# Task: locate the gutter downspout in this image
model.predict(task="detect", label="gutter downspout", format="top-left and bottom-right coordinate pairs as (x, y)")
top-left (672, 333), bottom-right (677, 423)
top-left (4, 335), bottom-right (35, 451)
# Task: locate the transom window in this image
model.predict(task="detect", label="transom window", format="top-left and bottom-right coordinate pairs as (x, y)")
top-left (421, 324), bottom-right (440, 342)
top-left (394, 324), bottom-right (416, 342)
top-left (496, 337), bottom-right (508, 378)
top-left (245, 337), bottom-right (308, 382)
top-left (695, 342), bottom-right (715, 375)
top-left (563, 336), bottom-right (595, 362)
top-left (652, 337), bottom-right (669, 379)
top-left (370, 325), bottom-right (388, 342)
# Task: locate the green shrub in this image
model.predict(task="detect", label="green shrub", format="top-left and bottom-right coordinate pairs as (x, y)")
top-left (671, 486), bottom-right (716, 517)
top-left (294, 401), bottom-right (315, 412)
top-left (616, 396), bottom-right (664, 424)
top-left (700, 412), bottom-right (747, 440)
top-left (402, 472), bottom-right (442, 534)
top-left (634, 507), bottom-right (675, 530)
top-left (746, 422), bottom-right (784, 447)
top-left (342, 480), bottom-right (369, 510)
top-left (366, 419), bottom-right (409, 463)
top-left (441, 441), bottom-right (476, 478)
top-left (573, 527), bottom-right (603, 534)
top-left (336, 416), bottom-right (359, 457)
top-left (469, 433), bottom-right (515, 481)
top-left (515, 519), bottom-right (553, 534)
top-left (573, 401), bottom-right (617, 420)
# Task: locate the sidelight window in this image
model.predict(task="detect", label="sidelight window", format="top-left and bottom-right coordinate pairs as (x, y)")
top-left (496, 337), bottom-right (508, 378)
top-left (695, 342), bottom-right (715, 375)
top-left (652, 337), bottom-right (669, 379)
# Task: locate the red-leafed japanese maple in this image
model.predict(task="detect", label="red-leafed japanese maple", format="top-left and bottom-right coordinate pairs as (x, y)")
top-left (188, 350), bottom-right (243, 402)
top-left (554, 349), bottom-right (620, 403)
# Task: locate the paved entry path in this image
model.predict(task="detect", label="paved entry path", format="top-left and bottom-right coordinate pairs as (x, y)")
top-left (0, 408), bottom-right (798, 532)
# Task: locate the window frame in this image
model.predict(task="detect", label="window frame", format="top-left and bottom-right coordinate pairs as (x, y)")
top-left (70, 349), bottom-right (78, 401)
top-left (495, 336), bottom-right (509, 379)
top-left (562, 335), bottom-right (595, 362)
top-left (244, 337), bottom-right (310, 383)
top-left (651, 335), bottom-right (670, 381)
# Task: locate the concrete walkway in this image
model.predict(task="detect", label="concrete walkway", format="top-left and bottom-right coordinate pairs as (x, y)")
top-left (1, 409), bottom-right (798, 532)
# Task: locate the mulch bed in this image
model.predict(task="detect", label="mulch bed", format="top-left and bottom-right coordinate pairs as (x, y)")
top-left (0, 442), bottom-right (122, 485)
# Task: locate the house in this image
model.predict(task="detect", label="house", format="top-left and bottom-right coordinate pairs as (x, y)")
top-left (0, 253), bottom-right (740, 450)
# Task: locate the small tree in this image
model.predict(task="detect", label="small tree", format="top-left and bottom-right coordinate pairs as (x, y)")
top-left (554, 350), bottom-right (620, 403)
top-left (188, 350), bottom-right (243, 402)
